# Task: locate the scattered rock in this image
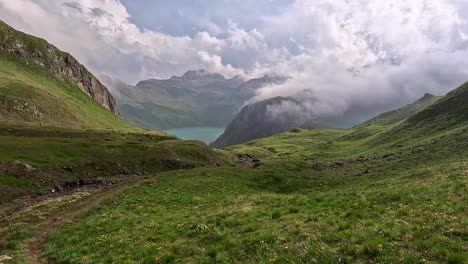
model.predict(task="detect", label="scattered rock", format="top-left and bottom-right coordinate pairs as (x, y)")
top-left (335, 161), bottom-right (345, 167)
top-left (12, 160), bottom-right (34, 172)
top-left (0, 255), bottom-right (13, 262)
top-left (52, 180), bottom-right (64, 192)
top-left (96, 177), bottom-right (105, 184)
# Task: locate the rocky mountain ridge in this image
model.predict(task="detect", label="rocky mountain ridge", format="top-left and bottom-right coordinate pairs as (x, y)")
top-left (0, 20), bottom-right (117, 114)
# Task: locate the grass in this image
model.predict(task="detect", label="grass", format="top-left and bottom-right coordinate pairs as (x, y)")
top-left (0, 123), bottom-right (225, 209)
top-left (0, 55), bottom-right (131, 129)
top-left (0, 191), bottom-right (95, 264)
top-left (356, 94), bottom-right (441, 128)
top-left (39, 124), bottom-right (467, 263)
top-left (1, 83), bottom-right (468, 263)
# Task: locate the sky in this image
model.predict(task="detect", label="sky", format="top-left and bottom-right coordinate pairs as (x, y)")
top-left (0, 0), bottom-right (468, 119)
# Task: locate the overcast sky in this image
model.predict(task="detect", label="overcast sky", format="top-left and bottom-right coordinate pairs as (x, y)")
top-left (1, 0), bottom-right (468, 118)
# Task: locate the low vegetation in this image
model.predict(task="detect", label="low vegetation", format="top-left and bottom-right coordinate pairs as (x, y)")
top-left (39, 125), bottom-right (467, 263)
top-left (0, 123), bottom-right (222, 211)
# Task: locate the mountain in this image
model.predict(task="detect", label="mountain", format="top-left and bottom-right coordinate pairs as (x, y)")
top-left (356, 93), bottom-right (441, 128)
top-left (22, 82), bottom-right (468, 263)
top-left (0, 21), bottom-right (223, 211)
top-left (380, 81), bottom-right (468, 141)
top-left (0, 20), bottom-right (128, 128)
top-left (0, 21), bottom-right (116, 114)
top-left (107, 72), bottom-right (286, 130)
top-left (405, 82), bottom-right (468, 126)
top-left (210, 97), bottom-right (330, 148)
top-left (210, 93), bottom-right (445, 148)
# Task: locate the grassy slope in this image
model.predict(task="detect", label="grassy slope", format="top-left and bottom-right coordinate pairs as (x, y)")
top-left (41, 118), bottom-right (467, 263)
top-left (0, 55), bottom-right (130, 129)
top-left (356, 93), bottom-right (441, 128)
top-left (0, 20), bottom-right (117, 114)
top-left (0, 123), bottom-right (223, 208)
top-left (0, 41), bottom-right (223, 209)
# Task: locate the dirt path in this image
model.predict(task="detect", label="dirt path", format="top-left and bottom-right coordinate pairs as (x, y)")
top-left (26, 176), bottom-right (151, 264)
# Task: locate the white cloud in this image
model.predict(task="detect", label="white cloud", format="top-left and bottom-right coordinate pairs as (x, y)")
top-left (0, 0), bottom-right (467, 121)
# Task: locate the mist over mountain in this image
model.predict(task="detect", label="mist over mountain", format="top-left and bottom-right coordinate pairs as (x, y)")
top-left (211, 92), bottom-right (446, 148)
top-left (3, 1), bottom-right (468, 124)
top-left (103, 71), bottom-right (286, 130)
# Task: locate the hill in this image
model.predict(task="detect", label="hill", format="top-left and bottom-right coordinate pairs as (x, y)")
top-left (356, 93), bottom-right (441, 128)
top-left (210, 97), bottom-right (324, 148)
top-left (0, 22), bottom-right (222, 213)
top-left (406, 82), bottom-right (468, 126)
top-left (211, 92), bottom-right (446, 148)
top-left (107, 72), bottom-right (286, 130)
top-left (0, 20), bottom-right (129, 129)
top-left (377, 82), bottom-right (468, 144)
top-left (10, 82), bottom-right (466, 264)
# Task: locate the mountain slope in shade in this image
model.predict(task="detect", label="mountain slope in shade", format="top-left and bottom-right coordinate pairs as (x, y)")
top-left (211, 92), bottom-right (447, 148)
top-left (380, 82), bottom-right (468, 142)
top-left (406, 82), bottom-right (468, 125)
top-left (0, 21), bottom-right (130, 128)
top-left (356, 93), bottom-right (441, 128)
top-left (107, 72), bottom-right (286, 130)
top-left (210, 97), bottom-right (331, 148)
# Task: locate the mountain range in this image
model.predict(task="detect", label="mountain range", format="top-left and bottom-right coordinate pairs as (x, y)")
top-left (104, 71), bottom-right (286, 130)
top-left (210, 93), bottom-right (441, 148)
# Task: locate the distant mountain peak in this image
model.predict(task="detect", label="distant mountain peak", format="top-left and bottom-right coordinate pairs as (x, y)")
top-left (177, 70), bottom-right (225, 80)
top-left (183, 69), bottom-right (208, 77)
top-left (422, 93), bottom-right (435, 99)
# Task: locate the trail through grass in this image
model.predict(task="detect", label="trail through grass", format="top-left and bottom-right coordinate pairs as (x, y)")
top-left (41, 127), bottom-right (468, 263)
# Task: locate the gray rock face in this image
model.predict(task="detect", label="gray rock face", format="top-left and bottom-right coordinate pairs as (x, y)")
top-left (0, 20), bottom-right (117, 114)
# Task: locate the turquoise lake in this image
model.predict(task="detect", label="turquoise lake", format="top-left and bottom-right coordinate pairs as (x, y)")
top-left (163, 127), bottom-right (225, 144)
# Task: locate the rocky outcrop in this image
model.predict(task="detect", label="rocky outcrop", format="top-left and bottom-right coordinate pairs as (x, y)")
top-left (0, 20), bottom-right (117, 113)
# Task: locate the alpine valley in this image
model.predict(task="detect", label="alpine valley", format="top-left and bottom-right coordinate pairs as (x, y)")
top-left (0, 9), bottom-right (467, 264)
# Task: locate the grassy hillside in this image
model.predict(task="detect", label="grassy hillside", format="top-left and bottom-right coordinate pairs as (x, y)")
top-left (37, 124), bottom-right (468, 263)
top-left (212, 92), bottom-right (444, 148)
top-left (0, 55), bottom-right (131, 128)
top-left (0, 123), bottom-right (222, 212)
top-left (377, 82), bottom-right (468, 145)
top-left (406, 82), bottom-right (468, 125)
top-left (0, 22), bottom-right (223, 214)
top-left (10, 82), bottom-right (463, 263)
top-left (0, 20), bottom-right (117, 113)
top-left (356, 93), bottom-right (441, 127)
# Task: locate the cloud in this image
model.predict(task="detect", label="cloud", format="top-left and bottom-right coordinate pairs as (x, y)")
top-left (0, 0), bottom-right (467, 124)
top-left (250, 0), bottom-right (468, 122)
